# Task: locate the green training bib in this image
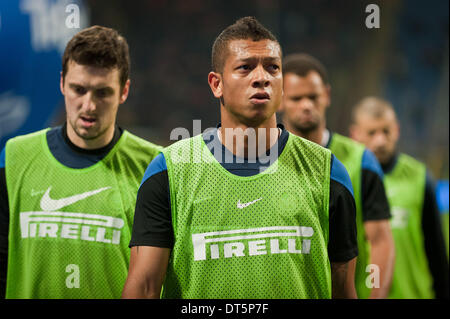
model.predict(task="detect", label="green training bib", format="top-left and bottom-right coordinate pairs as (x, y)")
top-left (161, 133), bottom-right (332, 299)
top-left (329, 133), bottom-right (370, 299)
top-left (385, 154), bottom-right (433, 299)
top-left (5, 129), bottom-right (161, 298)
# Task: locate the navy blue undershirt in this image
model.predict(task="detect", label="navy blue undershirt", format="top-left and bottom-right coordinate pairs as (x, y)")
top-left (47, 122), bottom-right (123, 168)
top-left (203, 124), bottom-right (290, 177)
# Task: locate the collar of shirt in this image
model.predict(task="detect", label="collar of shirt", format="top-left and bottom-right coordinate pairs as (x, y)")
top-left (202, 123), bottom-right (289, 176)
top-left (381, 153), bottom-right (399, 174)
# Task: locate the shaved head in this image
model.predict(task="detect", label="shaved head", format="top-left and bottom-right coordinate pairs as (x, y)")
top-left (351, 96), bottom-right (397, 124)
top-left (350, 96), bottom-right (400, 165)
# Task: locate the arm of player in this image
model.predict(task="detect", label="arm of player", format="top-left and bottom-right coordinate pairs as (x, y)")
top-left (422, 172), bottom-right (449, 299)
top-left (122, 153), bottom-right (173, 298)
top-left (360, 149), bottom-right (395, 299)
top-left (364, 220), bottom-right (395, 299)
top-left (331, 258), bottom-right (358, 299)
top-left (122, 246), bottom-right (170, 298)
top-left (328, 155), bottom-right (359, 299)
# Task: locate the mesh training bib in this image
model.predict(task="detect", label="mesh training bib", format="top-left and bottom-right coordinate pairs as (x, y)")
top-left (328, 133), bottom-right (370, 299)
top-left (384, 154), bottom-right (433, 299)
top-left (5, 129), bottom-right (161, 298)
top-left (161, 132), bottom-right (332, 299)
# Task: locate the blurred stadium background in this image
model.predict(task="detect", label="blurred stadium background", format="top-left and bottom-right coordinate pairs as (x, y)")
top-left (0, 0), bottom-right (448, 230)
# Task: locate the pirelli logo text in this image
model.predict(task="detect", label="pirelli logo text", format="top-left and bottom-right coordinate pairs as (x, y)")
top-left (19, 212), bottom-right (125, 245)
top-left (192, 226), bottom-right (313, 261)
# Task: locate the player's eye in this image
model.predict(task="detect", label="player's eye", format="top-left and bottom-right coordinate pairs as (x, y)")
top-left (95, 88), bottom-right (110, 99)
top-left (237, 64), bottom-right (250, 71)
top-left (73, 86), bottom-right (86, 95)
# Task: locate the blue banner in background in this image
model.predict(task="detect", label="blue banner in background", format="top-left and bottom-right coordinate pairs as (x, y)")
top-left (0, 0), bottom-right (88, 150)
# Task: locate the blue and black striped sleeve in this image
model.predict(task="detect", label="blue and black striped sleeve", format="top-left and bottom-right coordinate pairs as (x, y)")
top-left (422, 172), bottom-right (449, 299)
top-left (361, 149), bottom-right (391, 221)
top-left (328, 154), bottom-right (358, 262)
top-left (129, 153), bottom-right (174, 248)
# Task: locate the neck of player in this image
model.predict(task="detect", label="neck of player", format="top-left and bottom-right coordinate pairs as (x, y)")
top-left (66, 123), bottom-right (115, 150)
top-left (219, 113), bottom-right (279, 159)
top-left (283, 117), bottom-right (326, 146)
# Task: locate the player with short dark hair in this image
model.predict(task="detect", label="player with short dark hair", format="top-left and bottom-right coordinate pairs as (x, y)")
top-left (122, 17), bottom-right (358, 299)
top-left (281, 53), bottom-right (395, 299)
top-left (350, 96), bottom-right (449, 299)
top-left (0, 25), bottom-right (162, 298)
top-left (62, 25), bottom-right (130, 90)
top-left (211, 16), bottom-right (280, 73)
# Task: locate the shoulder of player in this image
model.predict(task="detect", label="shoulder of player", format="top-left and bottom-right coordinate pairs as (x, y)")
top-left (121, 130), bottom-right (163, 151)
top-left (5, 128), bottom-right (50, 148)
top-left (328, 132), bottom-right (366, 167)
top-left (116, 130), bottom-right (164, 164)
top-left (330, 132), bottom-right (364, 149)
top-left (361, 148), bottom-right (384, 179)
top-left (396, 152), bottom-right (426, 169)
top-left (158, 134), bottom-right (204, 164)
top-left (2, 128), bottom-right (51, 163)
top-left (330, 155), bottom-right (354, 197)
top-left (288, 132), bottom-right (332, 155)
top-left (140, 152), bottom-right (168, 187)
top-left (329, 133), bottom-right (382, 179)
top-left (389, 153), bottom-right (427, 182)
top-left (0, 148), bottom-right (4, 169)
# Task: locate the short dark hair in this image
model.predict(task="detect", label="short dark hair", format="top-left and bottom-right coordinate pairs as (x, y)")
top-left (62, 25), bottom-right (130, 88)
top-left (211, 16), bottom-right (280, 73)
top-left (282, 53), bottom-right (329, 85)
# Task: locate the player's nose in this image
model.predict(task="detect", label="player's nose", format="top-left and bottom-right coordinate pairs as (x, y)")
top-left (81, 92), bottom-right (96, 112)
top-left (372, 132), bottom-right (387, 147)
top-left (298, 97), bottom-right (314, 109)
top-left (251, 65), bottom-right (270, 88)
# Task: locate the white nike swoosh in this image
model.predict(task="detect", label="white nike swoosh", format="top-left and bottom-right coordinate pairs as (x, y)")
top-left (237, 198), bottom-right (262, 209)
top-left (40, 186), bottom-right (111, 211)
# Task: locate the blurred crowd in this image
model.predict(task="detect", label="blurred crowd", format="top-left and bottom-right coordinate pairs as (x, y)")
top-left (72, 0), bottom-right (449, 178)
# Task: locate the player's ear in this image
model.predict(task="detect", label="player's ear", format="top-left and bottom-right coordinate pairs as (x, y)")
top-left (119, 79), bottom-right (131, 104)
top-left (208, 72), bottom-right (223, 99)
top-left (60, 71), bottom-right (65, 96)
top-left (278, 89), bottom-right (285, 112)
top-left (349, 124), bottom-right (358, 140)
top-left (324, 84), bottom-right (331, 108)
top-left (393, 120), bottom-right (400, 140)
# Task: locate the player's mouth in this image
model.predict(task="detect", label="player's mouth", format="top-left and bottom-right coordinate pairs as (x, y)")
top-left (374, 148), bottom-right (387, 158)
top-left (250, 92), bottom-right (270, 105)
top-left (80, 115), bottom-right (97, 128)
top-left (298, 109), bottom-right (315, 120)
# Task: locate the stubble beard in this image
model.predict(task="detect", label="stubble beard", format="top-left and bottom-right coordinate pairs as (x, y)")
top-left (71, 118), bottom-right (109, 142)
top-left (290, 118), bottom-right (320, 136)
